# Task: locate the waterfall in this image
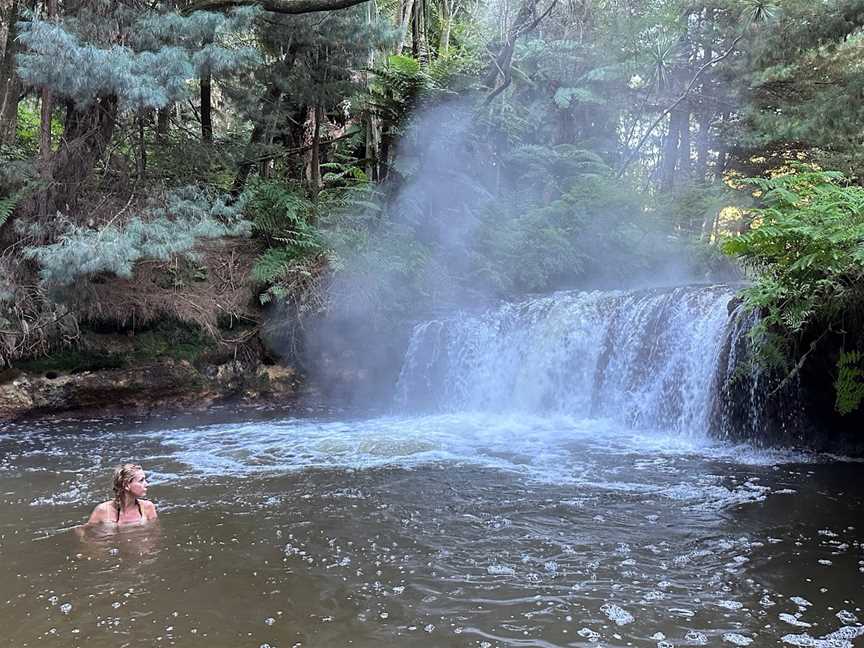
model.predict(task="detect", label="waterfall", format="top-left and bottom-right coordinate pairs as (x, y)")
top-left (395, 284), bottom-right (780, 436)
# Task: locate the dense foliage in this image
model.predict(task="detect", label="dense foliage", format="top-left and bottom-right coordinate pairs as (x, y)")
top-left (723, 170), bottom-right (864, 413)
top-left (0, 0), bottom-right (862, 413)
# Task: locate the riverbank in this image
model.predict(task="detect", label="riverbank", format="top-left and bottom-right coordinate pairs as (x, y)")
top-left (0, 316), bottom-right (302, 421)
top-left (0, 356), bottom-right (300, 421)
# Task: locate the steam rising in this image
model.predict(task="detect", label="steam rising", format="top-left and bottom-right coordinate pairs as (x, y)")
top-left (293, 98), bottom-right (734, 404)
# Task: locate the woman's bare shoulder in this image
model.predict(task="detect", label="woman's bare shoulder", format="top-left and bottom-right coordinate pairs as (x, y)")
top-left (86, 501), bottom-right (116, 525)
top-left (139, 499), bottom-right (158, 519)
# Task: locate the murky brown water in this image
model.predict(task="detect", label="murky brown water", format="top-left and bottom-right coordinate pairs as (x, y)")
top-left (1, 408), bottom-right (863, 647)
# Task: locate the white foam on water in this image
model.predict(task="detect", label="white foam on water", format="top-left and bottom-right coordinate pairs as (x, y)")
top-left (780, 613), bottom-right (812, 627)
top-left (129, 411), bottom-right (812, 485)
top-left (600, 603), bottom-right (634, 626)
top-left (781, 633), bottom-right (853, 647)
top-left (723, 633), bottom-right (753, 645)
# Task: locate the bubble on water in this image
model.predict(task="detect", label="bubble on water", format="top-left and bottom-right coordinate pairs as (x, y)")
top-left (685, 630), bottom-right (708, 644)
top-left (818, 559), bottom-right (833, 566)
top-left (760, 595), bottom-right (776, 607)
top-left (835, 610), bottom-right (858, 624)
top-left (780, 613), bottom-right (812, 627)
top-left (264, 617), bottom-right (275, 626)
top-left (818, 530), bottom-right (838, 537)
top-left (651, 632), bottom-right (666, 640)
top-left (791, 597), bottom-right (813, 608)
top-left (423, 623), bottom-right (434, 632)
top-left (48, 595), bottom-right (58, 605)
top-left (487, 564), bottom-right (515, 576)
top-left (600, 603), bottom-right (634, 625)
top-left (544, 561), bottom-right (558, 573)
top-left (60, 603), bottom-right (72, 615)
top-left (722, 633), bottom-right (753, 645)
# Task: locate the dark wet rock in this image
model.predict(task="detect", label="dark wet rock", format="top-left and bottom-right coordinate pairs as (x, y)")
top-left (0, 358), bottom-right (300, 421)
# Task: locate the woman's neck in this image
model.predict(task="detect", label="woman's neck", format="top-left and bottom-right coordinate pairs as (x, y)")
top-left (119, 493), bottom-right (137, 510)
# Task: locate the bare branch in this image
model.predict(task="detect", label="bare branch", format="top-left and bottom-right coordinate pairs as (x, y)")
top-left (616, 30), bottom-right (746, 177)
top-left (484, 0), bottom-right (558, 105)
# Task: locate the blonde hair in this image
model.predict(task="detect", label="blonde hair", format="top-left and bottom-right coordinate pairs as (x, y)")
top-left (112, 463), bottom-right (142, 512)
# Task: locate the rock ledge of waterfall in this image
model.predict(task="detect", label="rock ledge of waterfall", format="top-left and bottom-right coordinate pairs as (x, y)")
top-left (0, 359), bottom-right (300, 421)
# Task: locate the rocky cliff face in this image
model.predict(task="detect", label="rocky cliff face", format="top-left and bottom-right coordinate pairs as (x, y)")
top-left (0, 359), bottom-right (299, 421)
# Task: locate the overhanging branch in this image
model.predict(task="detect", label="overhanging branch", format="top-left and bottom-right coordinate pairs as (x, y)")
top-left (183, 0), bottom-right (369, 14)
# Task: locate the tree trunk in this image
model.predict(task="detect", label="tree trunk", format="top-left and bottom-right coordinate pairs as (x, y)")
top-left (309, 103), bottom-right (323, 193)
top-left (45, 96), bottom-right (119, 215)
top-left (231, 121), bottom-right (265, 194)
top-left (200, 70), bottom-right (213, 143)
top-left (695, 112), bottom-right (711, 182)
top-left (156, 106), bottom-right (171, 142)
top-left (137, 113), bottom-right (147, 178)
top-left (364, 0), bottom-right (382, 180)
top-left (411, 0), bottom-right (427, 62)
top-left (39, 0), bottom-right (58, 164)
top-left (0, 0), bottom-right (21, 147)
top-left (396, 0), bottom-right (416, 54)
top-left (230, 82), bottom-right (283, 194)
top-left (35, 0), bottom-right (58, 219)
top-left (660, 109), bottom-right (686, 192)
top-left (677, 108), bottom-right (691, 184)
top-left (439, 0), bottom-right (451, 55)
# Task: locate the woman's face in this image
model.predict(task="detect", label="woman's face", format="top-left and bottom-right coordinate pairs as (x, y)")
top-left (126, 470), bottom-right (148, 499)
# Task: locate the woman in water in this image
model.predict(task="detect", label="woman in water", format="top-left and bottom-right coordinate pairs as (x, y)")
top-left (85, 463), bottom-right (158, 527)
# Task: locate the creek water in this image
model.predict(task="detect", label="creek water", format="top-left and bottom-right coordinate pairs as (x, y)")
top-left (2, 286), bottom-right (863, 648)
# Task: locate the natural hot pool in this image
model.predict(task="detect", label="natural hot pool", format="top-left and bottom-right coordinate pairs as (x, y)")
top-left (1, 408), bottom-right (862, 648)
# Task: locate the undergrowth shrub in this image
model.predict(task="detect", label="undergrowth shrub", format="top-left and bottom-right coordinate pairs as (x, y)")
top-left (25, 186), bottom-right (249, 286)
top-left (722, 168), bottom-right (864, 414)
top-left (246, 180), bottom-right (325, 306)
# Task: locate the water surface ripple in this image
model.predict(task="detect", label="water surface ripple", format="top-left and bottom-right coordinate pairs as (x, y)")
top-left (1, 411), bottom-right (862, 647)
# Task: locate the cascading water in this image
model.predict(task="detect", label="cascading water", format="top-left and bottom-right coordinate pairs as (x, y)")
top-left (396, 284), bottom-right (770, 436)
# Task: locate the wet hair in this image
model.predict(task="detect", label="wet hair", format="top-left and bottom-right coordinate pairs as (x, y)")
top-left (112, 463), bottom-right (143, 512)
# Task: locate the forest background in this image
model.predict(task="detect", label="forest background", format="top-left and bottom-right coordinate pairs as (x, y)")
top-left (1, 0), bottom-right (863, 418)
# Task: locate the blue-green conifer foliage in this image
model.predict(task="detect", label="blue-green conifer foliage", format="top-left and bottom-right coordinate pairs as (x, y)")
top-left (16, 8), bottom-right (260, 110)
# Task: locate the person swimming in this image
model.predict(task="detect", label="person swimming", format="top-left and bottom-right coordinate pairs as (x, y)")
top-left (84, 463), bottom-right (158, 527)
